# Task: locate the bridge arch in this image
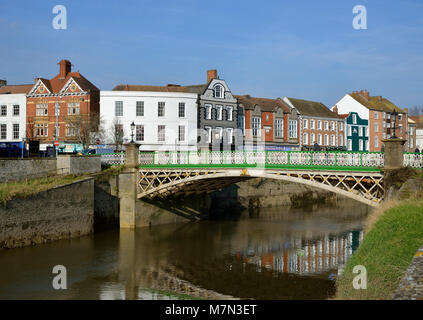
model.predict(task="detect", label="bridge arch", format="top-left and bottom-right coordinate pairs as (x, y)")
top-left (137, 168), bottom-right (384, 207)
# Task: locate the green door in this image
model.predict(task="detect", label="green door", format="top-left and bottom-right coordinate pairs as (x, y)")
top-left (351, 126), bottom-right (359, 151)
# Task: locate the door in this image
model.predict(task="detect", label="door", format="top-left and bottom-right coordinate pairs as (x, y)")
top-left (351, 126), bottom-right (359, 151)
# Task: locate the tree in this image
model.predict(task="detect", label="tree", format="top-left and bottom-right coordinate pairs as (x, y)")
top-left (110, 117), bottom-right (124, 152)
top-left (65, 113), bottom-right (103, 151)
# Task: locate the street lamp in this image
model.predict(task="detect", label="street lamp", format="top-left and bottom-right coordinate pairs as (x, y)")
top-left (391, 110), bottom-right (398, 139)
top-left (130, 121), bottom-right (135, 143)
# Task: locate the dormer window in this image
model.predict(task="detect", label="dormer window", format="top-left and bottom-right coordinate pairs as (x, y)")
top-left (214, 85), bottom-right (224, 98)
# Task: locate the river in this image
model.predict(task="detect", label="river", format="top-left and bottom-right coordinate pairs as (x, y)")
top-left (0, 205), bottom-right (368, 300)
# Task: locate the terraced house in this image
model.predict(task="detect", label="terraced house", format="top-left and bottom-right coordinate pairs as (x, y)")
top-left (235, 95), bottom-right (299, 150)
top-left (332, 90), bottom-right (408, 152)
top-left (283, 97), bottom-right (345, 150)
top-left (337, 112), bottom-right (369, 152)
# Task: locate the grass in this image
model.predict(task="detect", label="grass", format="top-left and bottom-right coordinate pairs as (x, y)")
top-left (336, 199), bottom-right (423, 299)
top-left (0, 174), bottom-right (91, 205)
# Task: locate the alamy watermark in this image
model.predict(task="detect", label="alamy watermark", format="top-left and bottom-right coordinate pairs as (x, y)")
top-left (352, 265), bottom-right (367, 289)
top-left (353, 5), bottom-right (367, 30)
top-left (52, 5), bottom-right (67, 30)
top-left (52, 265), bottom-right (67, 290)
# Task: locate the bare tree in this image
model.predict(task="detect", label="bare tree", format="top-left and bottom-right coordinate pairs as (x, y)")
top-left (26, 117), bottom-right (35, 140)
top-left (110, 117), bottom-right (124, 152)
top-left (409, 105), bottom-right (423, 117)
top-left (65, 113), bottom-right (102, 150)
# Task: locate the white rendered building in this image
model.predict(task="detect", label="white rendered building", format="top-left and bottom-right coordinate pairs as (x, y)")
top-left (100, 88), bottom-right (198, 152)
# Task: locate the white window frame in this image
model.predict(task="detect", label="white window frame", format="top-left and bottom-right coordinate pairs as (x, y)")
top-left (226, 106), bottom-right (233, 121)
top-left (204, 126), bottom-right (212, 143)
top-left (303, 119), bottom-right (308, 129)
top-left (158, 102), bottom-right (165, 117)
top-left (158, 125), bottom-right (166, 142)
top-left (115, 101), bottom-right (123, 117)
top-left (136, 101), bottom-right (144, 117)
top-left (178, 103), bottom-right (185, 118)
top-left (289, 120), bottom-right (297, 139)
top-left (216, 105), bottom-right (223, 121)
top-left (226, 128), bottom-right (233, 144)
top-left (205, 104), bottom-right (212, 120)
top-left (178, 125), bottom-right (185, 142)
top-left (252, 117), bottom-right (261, 137)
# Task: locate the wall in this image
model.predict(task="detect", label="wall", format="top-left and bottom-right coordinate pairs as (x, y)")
top-left (0, 178), bottom-right (94, 249)
top-left (56, 154), bottom-right (101, 175)
top-left (100, 90), bottom-right (198, 152)
top-left (0, 158), bottom-right (56, 182)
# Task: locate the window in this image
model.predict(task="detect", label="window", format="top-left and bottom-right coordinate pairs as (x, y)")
top-left (252, 117), bottom-right (261, 136)
top-left (1, 105), bottom-right (6, 116)
top-left (310, 120), bottom-right (315, 130)
top-left (136, 101), bottom-right (144, 117)
top-left (324, 121), bottom-right (329, 130)
top-left (66, 125), bottom-right (80, 137)
top-left (13, 105), bottom-right (19, 116)
top-left (375, 136), bottom-right (379, 148)
top-left (324, 134), bottom-right (329, 146)
top-left (36, 104), bottom-right (48, 116)
top-left (383, 133), bottom-right (386, 139)
top-left (339, 122), bottom-right (343, 131)
top-left (13, 124), bottom-right (19, 139)
top-left (158, 125), bottom-right (165, 142)
top-left (204, 126), bottom-right (212, 143)
top-left (216, 105), bottom-right (223, 120)
top-left (115, 101), bottom-right (123, 116)
top-left (178, 103), bottom-right (185, 118)
top-left (275, 119), bottom-right (283, 138)
top-left (317, 120), bottom-right (322, 130)
top-left (215, 127), bottom-right (223, 142)
top-left (158, 102), bottom-right (165, 117)
top-left (318, 134), bottom-right (322, 145)
top-left (35, 123), bottom-right (48, 137)
top-left (303, 119), bottom-right (308, 129)
top-left (399, 125), bottom-right (403, 134)
top-left (136, 125), bottom-right (144, 141)
top-left (330, 121), bottom-right (335, 130)
top-left (67, 102), bottom-right (80, 115)
top-left (362, 127), bottom-right (366, 136)
top-left (226, 128), bottom-right (233, 144)
top-left (214, 85), bottom-right (223, 98)
top-left (226, 106), bottom-right (233, 121)
top-left (331, 135), bottom-right (335, 146)
top-left (353, 114), bottom-right (357, 124)
top-left (178, 125), bottom-right (185, 142)
top-left (398, 114), bottom-right (403, 121)
top-left (375, 111), bottom-right (379, 120)
top-left (205, 104), bottom-right (212, 120)
top-left (339, 134), bottom-right (344, 146)
top-left (303, 133), bottom-right (308, 145)
top-left (375, 123), bottom-right (379, 133)
top-left (311, 133), bottom-right (315, 144)
top-left (365, 140), bottom-right (369, 151)
top-left (0, 124), bottom-right (6, 139)
top-left (265, 114), bottom-right (269, 121)
top-left (348, 139), bottom-right (352, 151)
top-left (359, 140), bottom-right (363, 151)
top-left (348, 126), bottom-right (352, 136)
top-left (238, 114), bottom-right (245, 135)
top-left (289, 120), bottom-right (297, 138)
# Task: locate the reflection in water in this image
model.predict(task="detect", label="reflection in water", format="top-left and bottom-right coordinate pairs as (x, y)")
top-left (0, 206), bottom-right (367, 300)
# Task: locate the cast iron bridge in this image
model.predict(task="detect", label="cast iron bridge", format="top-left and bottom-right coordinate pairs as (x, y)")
top-left (100, 150), bottom-right (423, 207)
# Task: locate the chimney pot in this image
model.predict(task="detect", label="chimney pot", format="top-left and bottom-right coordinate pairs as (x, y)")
top-left (207, 69), bottom-right (218, 83)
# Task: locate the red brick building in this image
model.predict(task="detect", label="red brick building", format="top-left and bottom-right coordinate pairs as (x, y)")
top-left (235, 95), bottom-right (299, 150)
top-left (26, 59), bottom-right (99, 151)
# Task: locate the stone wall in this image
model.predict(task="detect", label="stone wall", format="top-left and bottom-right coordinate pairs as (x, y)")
top-left (0, 178), bottom-right (94, 249)
top-left (0, 158), bottom-right (57, 182)
top-left (57, 155), bottom-right (101, 175)
top-left (94, 176), bottom-right (120, 231)
top-left (0, 156), bottom-right (101, 183)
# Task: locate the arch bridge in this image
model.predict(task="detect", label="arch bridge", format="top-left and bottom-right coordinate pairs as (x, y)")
top-left (102, 150), bottom-right (401, 207)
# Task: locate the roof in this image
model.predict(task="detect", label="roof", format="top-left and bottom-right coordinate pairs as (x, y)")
top-left (349, 92), bottom-right (404, 113)
top-left (286, 97), bottom-right (341, 119)
top-left (0, 84), bottom-right (33, 94)
top-left (235, 95), bottom-right (290, 113)
top-left (338, 113), bottom-right (349, 119)
top-left (42, 71), bottom-right (99, 93)
top-left (113, 83), bottom-right (209, 94)
top-left (410, 116), bottom-right (423, 129)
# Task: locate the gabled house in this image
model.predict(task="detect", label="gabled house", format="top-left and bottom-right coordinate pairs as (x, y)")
top-left (332, 90), bottom-right (408, 152)
top-left (235, 95), bottom-right (299, 150)
top-left (26, 59), bottom-right (100, 152)
top-left (283, 97), bottom-right (345, 150)
top-left (339, 112), bottom-right (369, 151)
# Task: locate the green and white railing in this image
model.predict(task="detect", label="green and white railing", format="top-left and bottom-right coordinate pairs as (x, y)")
top-left (403, 152), bottom-right (423, 168)
top-left (101, 150), bottom-right (392, 171)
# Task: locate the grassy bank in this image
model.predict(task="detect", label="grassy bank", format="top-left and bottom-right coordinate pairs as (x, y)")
top-left (336, 199), bottom-right (423, 299)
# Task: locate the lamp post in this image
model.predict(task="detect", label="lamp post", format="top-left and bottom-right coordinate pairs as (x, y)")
top-left (130, 121), bottom-right (135, 143)
top-left (391, 110), bottom-right (398, 139)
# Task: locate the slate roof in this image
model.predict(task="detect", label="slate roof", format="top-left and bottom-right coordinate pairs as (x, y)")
top-left (349, 92), bottom-right (404, 113)
top-left (0, 84), bottom-right (33, 94)
top-left (112, 83), bottom-right (209, 94)
top-left (286, 97), bottom-right (341, 119)
top-left (235, 95), bottom-right (290, 113)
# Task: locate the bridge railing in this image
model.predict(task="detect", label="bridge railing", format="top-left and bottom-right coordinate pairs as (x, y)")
top-left (132, 150), bottom-right (386, 171)
top-left (403, 152), bottom-right (423, 168)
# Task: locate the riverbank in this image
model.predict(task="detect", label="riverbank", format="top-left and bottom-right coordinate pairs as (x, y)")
top-left (335, 198), bottom-right (423, 299)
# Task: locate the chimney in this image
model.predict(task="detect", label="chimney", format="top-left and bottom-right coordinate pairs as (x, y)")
top-left (0, 79), bottom-right (6, 88)
top-left (207, 69), bottom-right (218, 83)
top-left (59, 59), bottom-right (72, 78)
top-left (333, 105), bottom-right (338, 114)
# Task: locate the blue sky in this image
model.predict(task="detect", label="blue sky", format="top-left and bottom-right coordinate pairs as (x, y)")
top-left (1, 0), bottom-right (423, 109)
